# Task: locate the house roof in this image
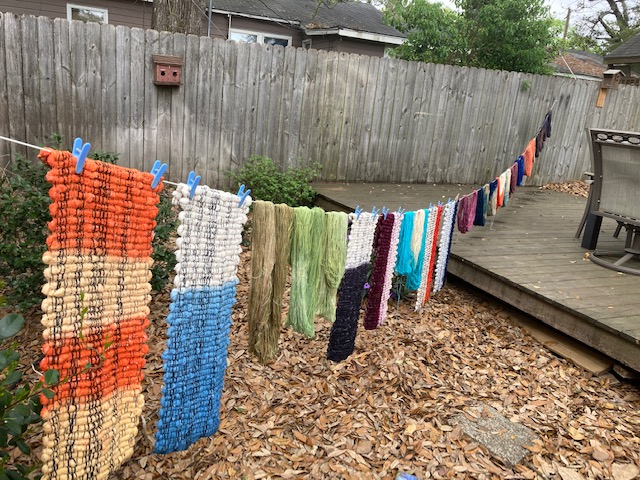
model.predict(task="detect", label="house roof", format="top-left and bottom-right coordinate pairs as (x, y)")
top-left (552, 50), bottom-right (606, 79)
top-left (604, 32), bottom-right (640, 63)
top-left (212, 0), bottom-right (405, 40)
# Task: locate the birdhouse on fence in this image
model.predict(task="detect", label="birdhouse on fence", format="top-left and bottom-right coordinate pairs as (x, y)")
top-left (152, 55), bottom-right (183, 86)
top-left (601, 69), bottom-right (625, 89)
top-left (596, 69), bottom-right (625, 108)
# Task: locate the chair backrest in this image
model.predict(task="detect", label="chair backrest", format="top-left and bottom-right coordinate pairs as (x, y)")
top-left (589, 128), bottom-right (640, 225)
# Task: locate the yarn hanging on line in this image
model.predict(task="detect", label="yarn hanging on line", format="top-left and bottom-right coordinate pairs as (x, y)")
top-left (363, 213), bottom-right (395, 330)
top-left (405, 209), bottom-right (428, 292)
top-left (38, 149), bottom-right (161, 480)
top-left (270, 203), bottom-right (294, 338)
top-left (488, 179), bottom-right (498, 216)
top-left (473, 186), bottom-right (486, 227)
top-left (415, 204), bottom-right (442, 311)
top-left (327, 212), bottom-right (378, 362)
top-left (155, 184), bottom-right (250, 454)
top-left (247, 201), bottom-right (277, 364)
top-left (379, 212), bottom-right (403, 326)
top-left (316, 211), bottom-right (349, 323)
top-left (286, 206), bottom-right (325, 338)
top-left (457, 191), bottom-right (477, 234)
top-left (394, 211), bottom-right (415, 276)
top-left (503, 169), bottom-right (511, 207)
top-left (433, 200), bottom-right (459, 294)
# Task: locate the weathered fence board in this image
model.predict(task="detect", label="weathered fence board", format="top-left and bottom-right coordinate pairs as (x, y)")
top-left (2, 12), bottom-right (640, 187)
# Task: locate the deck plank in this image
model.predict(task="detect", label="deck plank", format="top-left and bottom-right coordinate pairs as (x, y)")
top-left (313, 182), bottom-right (640, 371)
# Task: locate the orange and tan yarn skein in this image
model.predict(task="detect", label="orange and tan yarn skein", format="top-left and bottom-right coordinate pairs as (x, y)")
top-left (38, 149), bottom-right (161, 480)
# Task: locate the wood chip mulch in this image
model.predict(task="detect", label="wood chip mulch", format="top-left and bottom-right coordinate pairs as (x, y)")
top-left (10, 180), bottom-right (639, 479)
top-left (539, 181), bottom-right (590, 198)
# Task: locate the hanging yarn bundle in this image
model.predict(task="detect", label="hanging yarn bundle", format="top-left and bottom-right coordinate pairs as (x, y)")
top-left (474, 186), bottom-right (487, 227)
top-left (248, 201), bottom-right (277, 364)
top-left (316, 211), bottom-right (348, 323)
top-left (488, 179), bottom-right (498, 216)
top-left (286, 207), bottom-right (325, 338)
top-left (270, 204), bottom-right (294, 339)
top-left (363, 213), bottom-right (395, 330)
top-left (38, 149), bottom-right (161, 480)
top-left (405, 209), bottom-right (428, 291)
top-left (379, 212), bottom-right (403, 325)
top-left (457, 191), bottom-right (477, 234)
top-left (433, 200), bottom-right (459, 293)
top-left (415, 205), bottom-right (442, 311)
top-left (155, 185), bottom-right (250, 454)
top-left (503, 169), bottom-right (511, 206)
top-left (394, 212), bottom-right (415, 276)
top-left (327, 212), bottom-right (378, 362)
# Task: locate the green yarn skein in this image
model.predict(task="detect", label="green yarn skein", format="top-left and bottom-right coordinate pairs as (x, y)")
top-left (285, 206), bottom-right (325, 338)
top-left (317, 211), bottom-right (348, 323)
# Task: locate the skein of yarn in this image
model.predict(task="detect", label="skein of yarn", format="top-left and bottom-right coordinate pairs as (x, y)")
top-left (248, 201), bottom-right (277, 363)
top-left (38, 149), bottom-right (161, 480)
top-left (286, 206), bottom-right (325, 338)
top-left (317, 211), bottom-right (348, 323)
top-left (327, 212), bottom-right (378, 362)
top-left (155, 185), bottom-right (250, 453)
top-left (270, 204), bottom-right (294, 333)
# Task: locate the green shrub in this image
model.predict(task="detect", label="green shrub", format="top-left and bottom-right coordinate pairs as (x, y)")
top-left (0, 155), bottom-right (51, 311)
top-left (0, 313), bottom-right (58, 480)
top-left (0, 146), bottom-right (177, 311)
top-left (151, 192), bottom-right (178, 292)
top-left (227, 155), bottom-right (321, 207)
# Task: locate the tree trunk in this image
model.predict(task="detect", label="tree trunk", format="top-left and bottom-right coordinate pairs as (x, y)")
top-left (153, 0), bottom-right (203, 35)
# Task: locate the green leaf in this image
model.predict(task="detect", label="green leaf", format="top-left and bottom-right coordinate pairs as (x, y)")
top-left (0, 427), bottom-right (8, 447)
top-left (43, 369), bottom-right (60, 386)
top-left (12, 404), bottom-right (30, 418)
top-left (3, 370), bottom-right (22, 388)
top-left (41, 388), bottom-right (55, 400)
top-left (4, 419), bottom-right (21, 436)
top-left (15, 438), bottom-right (30, 455)
top-left (0, 314), bottom-right (25, 340)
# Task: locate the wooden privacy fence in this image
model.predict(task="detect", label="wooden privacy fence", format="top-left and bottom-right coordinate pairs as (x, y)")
top-left (1, 12), bottom-right (640, 187)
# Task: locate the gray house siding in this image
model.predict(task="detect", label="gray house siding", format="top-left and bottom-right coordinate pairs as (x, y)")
top-left (210, 12), bottom-right (387, 57)
top-left (209, 13), bottom-right (304, 47)
top-left (0, 0), bottom-right (152, 29)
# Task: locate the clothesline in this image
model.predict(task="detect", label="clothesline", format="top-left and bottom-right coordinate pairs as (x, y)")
top-left (0, 134), bottom-right (181, 187)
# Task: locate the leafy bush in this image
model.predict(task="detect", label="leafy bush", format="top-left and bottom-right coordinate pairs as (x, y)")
top-left (151, 192), bottom-right (178, 292)
top-left (227, 155), bottom-right (321, 207)
top-left (0, 313), bottom-right (58, 480)
top-left (0, 145), bottom-right (177, 311)
top-left (0, 155), bottom-right (51, 311)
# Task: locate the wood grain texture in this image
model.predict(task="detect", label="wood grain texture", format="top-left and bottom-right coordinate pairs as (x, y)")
top-left (2, 17), bottom-right (640, 188)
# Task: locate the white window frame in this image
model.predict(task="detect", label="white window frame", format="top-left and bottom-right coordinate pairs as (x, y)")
top-left (67, 4), bottom-right (109, 24)
top-left (229, 28), bottom-right (291, 47)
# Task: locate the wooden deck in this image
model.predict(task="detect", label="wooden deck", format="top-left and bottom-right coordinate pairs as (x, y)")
top-left (313, 182), bottom-right (640, 372)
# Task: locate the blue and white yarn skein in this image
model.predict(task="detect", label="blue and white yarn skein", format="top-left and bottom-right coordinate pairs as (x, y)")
top-left (155, 184), bottom-right (251, 454)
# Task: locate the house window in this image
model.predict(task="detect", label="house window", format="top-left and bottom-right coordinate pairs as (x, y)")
top-left (229, 28), bottom-right (291, 47)
top-left (67, 4), bottom-right (108, 24)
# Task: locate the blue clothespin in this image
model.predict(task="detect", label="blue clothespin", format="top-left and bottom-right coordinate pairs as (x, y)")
top-left (354, 205), bottom-right (363, 220)
top-left (237, 184), bottom-right (251, 207)
top-left (150, 160), bottom-right (168, 189)
top-left (382, 207), bottom-right (390, 220)
top-left (72, 137), bottom-right (91, 174)
top-left (397, 207), bottom-right (406, 216)
top-left (186, 170), bottom-right (201, 199)
top-left (371, 206), bottom-right (379, 217)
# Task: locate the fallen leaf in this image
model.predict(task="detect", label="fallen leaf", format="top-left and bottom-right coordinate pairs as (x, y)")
top-left (612, 463), bottom-right (640, 480)
top-left (557, 466), bottom-right (587, 480)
